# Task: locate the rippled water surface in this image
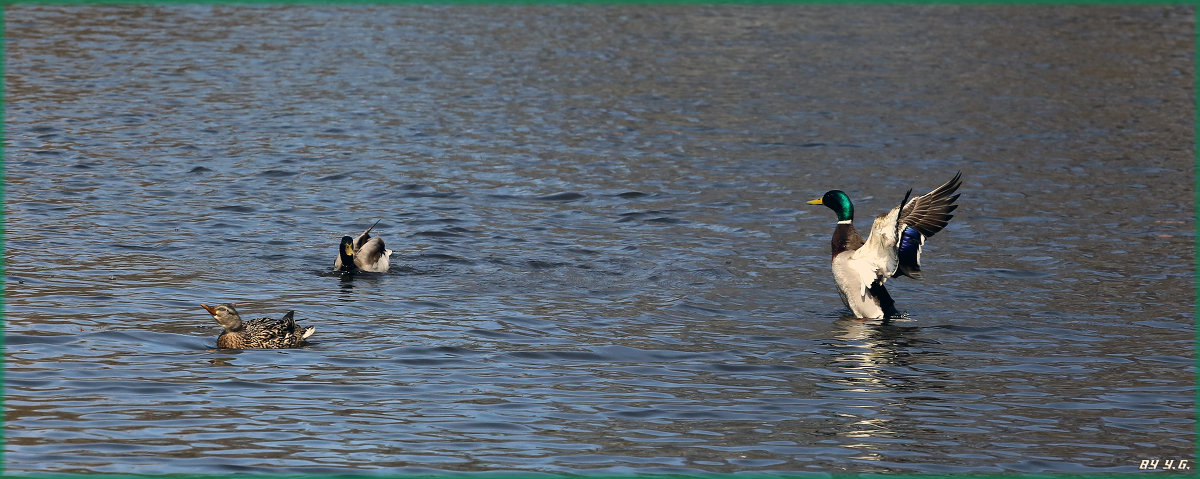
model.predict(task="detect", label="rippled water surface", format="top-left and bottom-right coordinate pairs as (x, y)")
top-left (5, 5), bottom-right (1195, 475)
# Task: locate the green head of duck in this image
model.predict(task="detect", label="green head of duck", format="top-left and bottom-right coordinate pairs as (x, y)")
top-left (807, 190), bottom-right (854, 222)
top-left (337, 236), bottom-right (356, 270)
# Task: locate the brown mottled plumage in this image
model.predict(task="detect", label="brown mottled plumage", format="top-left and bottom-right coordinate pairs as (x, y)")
top-left (201, 303), bottom-right (314, 349)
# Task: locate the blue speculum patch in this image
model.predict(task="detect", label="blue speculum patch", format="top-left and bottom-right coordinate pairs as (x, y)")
top-left (898, 226), bottom-right (922, 266)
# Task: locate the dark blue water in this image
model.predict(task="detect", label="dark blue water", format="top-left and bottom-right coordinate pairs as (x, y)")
top-left (5, 5), bottom-right (1194, 474)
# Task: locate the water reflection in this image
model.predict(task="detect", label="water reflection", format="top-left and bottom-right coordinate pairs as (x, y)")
top-left (6, 4), bottom-right (1193, 475)
top-left (822, 316), bottom-right (956, 465)
top-left (829, 317), bottom-right (928, 384)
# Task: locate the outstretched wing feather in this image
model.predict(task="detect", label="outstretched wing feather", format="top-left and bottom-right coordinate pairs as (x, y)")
top-left (899, 172), bottom-right (961, 238)
top-left (353, 219), bottom-right (381, 250)
top-left (851, 172), bottom-right (961, 283)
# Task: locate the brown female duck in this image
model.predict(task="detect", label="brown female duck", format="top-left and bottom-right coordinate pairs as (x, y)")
top-left (201, 303), bottom-right (315, 349)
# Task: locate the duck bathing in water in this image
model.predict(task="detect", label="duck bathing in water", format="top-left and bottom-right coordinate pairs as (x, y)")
top-left (201, 303), bottom-right (315, 349)
top-left (807, 172), bottom-right (962, 320)
top-left (335, 219), bottom-right (392, 274)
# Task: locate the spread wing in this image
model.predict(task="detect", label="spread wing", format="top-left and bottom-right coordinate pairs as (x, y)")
top-left (897, 171), bottom-right (961, 239)
top-left (850, 172), bottom-right (962, 285)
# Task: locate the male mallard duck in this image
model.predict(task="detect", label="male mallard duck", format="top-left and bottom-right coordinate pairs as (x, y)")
top-left (334, 219), bottom-right (393, 273)
top-left (201, 303), bottom-right (315, 349)
top-left (807, 172), bottom-right (962, 320)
